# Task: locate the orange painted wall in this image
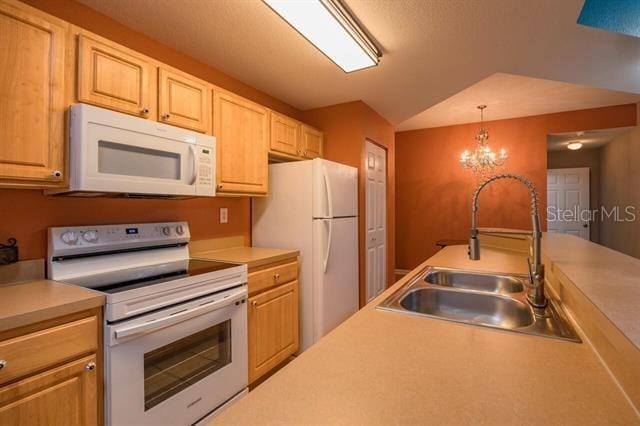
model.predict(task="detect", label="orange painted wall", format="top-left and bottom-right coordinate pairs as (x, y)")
top-left (303, 101), bottom-right (396, 305)
top-left (395, 104), bottom-right (637, 270)
top-left (1, 0), bottom-right (302, 261)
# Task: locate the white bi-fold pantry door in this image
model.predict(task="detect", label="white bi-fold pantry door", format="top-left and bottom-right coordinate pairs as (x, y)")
top-left (365, 140), bottom-right (387, 303)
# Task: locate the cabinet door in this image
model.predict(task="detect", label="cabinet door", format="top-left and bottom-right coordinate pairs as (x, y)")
top-left (0, 355), bottom-right (98, 426)
top-left (78, 35), bottom-right (154, 118)
top-left (301, 124), bottom-right (323, 159)
top-left (269, 112), bottom-right (300, 158)
top-left (0, 0), bottom-right (66, 187)
top-left (158, 67), bottom-right (210, 133)
top-left (248, 280), bottom-right (299, 383)
top-left (213, 91), bottom-right (268, 195)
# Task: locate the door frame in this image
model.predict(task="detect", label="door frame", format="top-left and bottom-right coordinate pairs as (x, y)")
top-left (363, 139), bottom-right (388, 304)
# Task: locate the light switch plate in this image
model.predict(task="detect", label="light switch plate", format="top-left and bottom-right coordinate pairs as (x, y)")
top-left (219, 208), bottom-right (228, 224)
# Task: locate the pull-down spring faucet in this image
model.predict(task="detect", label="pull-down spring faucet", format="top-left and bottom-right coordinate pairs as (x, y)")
top-left (468, 173), bottom-right (547, 308)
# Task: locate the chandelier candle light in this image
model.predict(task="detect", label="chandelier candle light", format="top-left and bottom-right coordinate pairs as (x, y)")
top-left (460, 105), bottom-right (507, 175)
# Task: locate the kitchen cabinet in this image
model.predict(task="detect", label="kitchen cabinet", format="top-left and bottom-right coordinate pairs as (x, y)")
top-left (158, 67), bottom-right (210, 133)
top-left (247, 260), bottom-right (299, 384)
top-left (0, 308), bottom-right (102, 425)
top-left (213, 91), bottom-right (269, 196)
top-left (270, 112), bottom-right (301, 158)
top-left (0, 0), bottom-right (66, 188)
top-left (77, 34), bottom-right (155, 118)
top-left (300, 124), bottom-right (324, 159)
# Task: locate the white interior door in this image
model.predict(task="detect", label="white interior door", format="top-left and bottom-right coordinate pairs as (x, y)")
top-left (365, 140), bottom-right (387, 303)
top-left (547, 168), bottom-right (590, 239)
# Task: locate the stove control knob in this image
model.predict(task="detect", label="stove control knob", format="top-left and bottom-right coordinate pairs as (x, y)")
top-left (161, 226), bottom-right (171, 236)
top-left (61, 231), bottom-right (79, 245)
top-left (175, 225), bottom-right (185, 236)
top-left (83, 230), bottom-right (98, 243)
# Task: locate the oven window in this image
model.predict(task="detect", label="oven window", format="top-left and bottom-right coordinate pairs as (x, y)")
top-left (98, 140), bottom-right (181, 180)
top-left (143, 321), bottom-right (231, 411)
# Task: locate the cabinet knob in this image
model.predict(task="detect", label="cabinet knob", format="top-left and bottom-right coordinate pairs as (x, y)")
top-left (0, 360), bottom-right (6, 370)
top-left (273, 273), bottom-right (280, 280)
top-left (141, 107), bottom-right (150, 116)
top-left (162, 113), bottom-right (171, 120)
top-left (218, 185), bottom-right (223, 189)
top-left (85, 361), bottom-right (96, 371)
top-left (52, 170), bottom-right (62, 178)
top-left (252, 300), bottom-right (258, 307)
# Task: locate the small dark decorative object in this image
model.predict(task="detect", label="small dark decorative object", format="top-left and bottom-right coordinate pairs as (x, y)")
top-left (0, 238), bottom-right (18, 265)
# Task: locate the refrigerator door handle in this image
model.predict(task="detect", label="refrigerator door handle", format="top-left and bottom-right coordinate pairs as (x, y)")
top-left (323, 164), bottom-right (334, 219)
top-left (323, 219), bottom-right (333, 273)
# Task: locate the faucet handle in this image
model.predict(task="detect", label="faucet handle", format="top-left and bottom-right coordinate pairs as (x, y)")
top-left (526, 257), bottom-right (534, 285)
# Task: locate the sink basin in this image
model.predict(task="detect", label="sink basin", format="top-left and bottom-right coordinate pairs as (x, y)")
top-left (423, 269), bottom-right (524, 294)
top-left (377, 266), bottom-right (581, 342)
top-left (400, 288), bottom-right (534, 329)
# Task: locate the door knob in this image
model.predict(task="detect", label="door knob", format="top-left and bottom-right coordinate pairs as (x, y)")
top-left (582, 224), bottom-right (588, 228)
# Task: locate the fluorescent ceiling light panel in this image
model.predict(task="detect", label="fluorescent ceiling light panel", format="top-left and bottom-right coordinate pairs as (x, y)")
top-left (264, 0), bottom-right (380, 73)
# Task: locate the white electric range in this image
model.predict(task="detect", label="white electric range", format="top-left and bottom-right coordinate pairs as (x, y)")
top-left (47, 221), bottom-right (248, 426)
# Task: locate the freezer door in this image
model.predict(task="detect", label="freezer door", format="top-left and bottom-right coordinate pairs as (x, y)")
top-left (313, 159), bottom-right (358, 218)
top-left (312, 217), bottom-right (359, 342)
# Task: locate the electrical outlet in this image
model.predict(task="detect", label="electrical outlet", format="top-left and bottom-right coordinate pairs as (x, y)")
top-left (219, 208), bottom-right (228, 224)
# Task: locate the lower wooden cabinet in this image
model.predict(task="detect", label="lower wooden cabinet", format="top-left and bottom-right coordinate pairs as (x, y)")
top-left (0, 355), bottom-right (97, 425)
top-left (247, 261), bottom-right (299, 384)
top-left (0, 309), bottom-right (102, 426)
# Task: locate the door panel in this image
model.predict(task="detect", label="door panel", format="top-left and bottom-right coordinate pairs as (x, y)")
top-left (312, 217), bottom-right (358, 339)
top-left (158, 67), bottom-right (210, 133)
top-left (270, 112), bottom-right (300, 157)
top-left (301, 124), bottom-right (323, 159)
top-left (365, 141), bottom-right (387, 303)
top-left (78, 35), bottom-right (154, 117)
top-left (547, 168), bottom-right (590, 239)
top-left (0, 355), bottom-right (97, 426)
top-left (248, 281), bottom-right (299, 383)
top-left (312, 159), bottom-right (358, 218)
top-left (0, 1), bottom-right (65, 185)
top-left (213, 91), bottom-right (268, 195)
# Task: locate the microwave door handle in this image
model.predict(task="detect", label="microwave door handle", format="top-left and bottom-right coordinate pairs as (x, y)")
top-left (114, 288), bottom-right (245, 340)
top-left (189, 145), bottom-right (198, 185)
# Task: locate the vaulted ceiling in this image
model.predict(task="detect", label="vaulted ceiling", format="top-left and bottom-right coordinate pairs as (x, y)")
top-left (77, 0), bottom-right (640, 128)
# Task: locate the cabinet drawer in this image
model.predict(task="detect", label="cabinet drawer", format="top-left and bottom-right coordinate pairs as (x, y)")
top-left (248, 261), bottom-right (298, 295)
top-left (0, 316), bottom-right (97, 385)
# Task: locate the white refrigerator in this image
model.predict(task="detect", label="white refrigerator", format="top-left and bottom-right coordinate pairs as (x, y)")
top-left (252, 158), bottom-right (359, 352)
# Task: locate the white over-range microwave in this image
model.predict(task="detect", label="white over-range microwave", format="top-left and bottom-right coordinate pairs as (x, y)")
top-left (49, 103), bottom-right (216, 198)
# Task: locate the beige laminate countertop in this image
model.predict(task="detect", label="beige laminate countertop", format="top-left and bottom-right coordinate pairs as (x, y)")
top-left (212, 245), bottom-right (639, 425)
top-left (542, 233), bottom-right (640, 350)
top-left (0, 280), bottom-right (104, 333)
top-left (192, 246), bottom-right (299, 269)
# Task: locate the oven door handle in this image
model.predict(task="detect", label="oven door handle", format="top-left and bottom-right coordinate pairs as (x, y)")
top-left (114, 288), bottom-right (246, 340)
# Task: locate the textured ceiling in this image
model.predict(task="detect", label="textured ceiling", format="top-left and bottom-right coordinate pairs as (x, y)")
top-left (76, 0), bottom-right (640, 126)
top-left (397, 73), bottom-right (640, 131)
top-left (547, 127), bottom-right (634, 151)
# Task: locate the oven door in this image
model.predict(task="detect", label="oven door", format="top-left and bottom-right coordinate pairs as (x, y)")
top-left (105, 286), bottom-right (247, 426)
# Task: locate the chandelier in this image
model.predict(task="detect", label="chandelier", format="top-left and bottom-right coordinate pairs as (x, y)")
top-left (459, 105), bottom-right (507, 175)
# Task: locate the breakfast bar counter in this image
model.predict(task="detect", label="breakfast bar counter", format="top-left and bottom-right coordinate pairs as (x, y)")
top-left (211, 237), bottom-right (640, 425)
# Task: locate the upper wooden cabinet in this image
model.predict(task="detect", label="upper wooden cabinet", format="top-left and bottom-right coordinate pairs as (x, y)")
top-left (77, 35), bottom-right (155, 118)
top-left (270, 112), bottom-right (301, 158)
top-left (301, 124), bottom-right (324, 159)
top-left (158, 67), bottom-right (210, 133)
top-left (213, 91), bottom-right (269, 196)
top-left (0, 0), bottom-right (66, 187)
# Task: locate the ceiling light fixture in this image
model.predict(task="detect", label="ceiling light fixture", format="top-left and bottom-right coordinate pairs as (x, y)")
top-left (460, 105), bottom-right (507, 176)
top-left (567, 142), bottom-right (583, 150)
top-left (263, 0), bottom-right (380, 73)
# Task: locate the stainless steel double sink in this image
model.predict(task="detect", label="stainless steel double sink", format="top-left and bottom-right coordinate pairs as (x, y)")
top-left (377, 267), bottom-right (581, 342)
